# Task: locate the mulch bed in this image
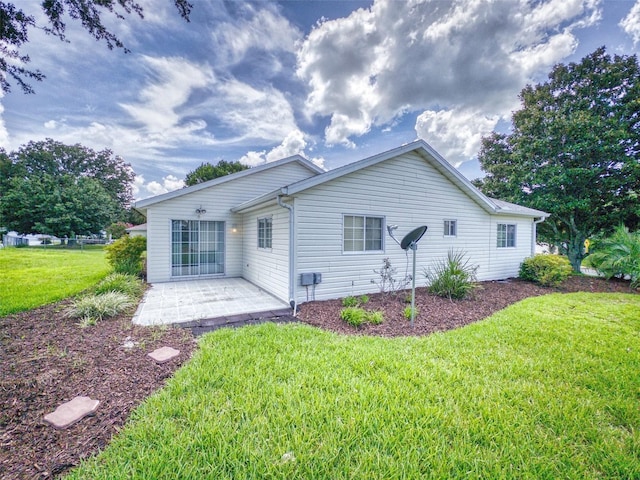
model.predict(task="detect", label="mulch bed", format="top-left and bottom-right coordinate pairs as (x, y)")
top-left (297, 275), bottom-right (638, 337)
top-left (0, 301), bottom-right (196, 480)
top-left (1, 275), bottom-right (636, 479)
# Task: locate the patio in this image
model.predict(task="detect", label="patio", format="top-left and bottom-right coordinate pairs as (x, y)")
top-left (132, 278), bottom-right (293, 333)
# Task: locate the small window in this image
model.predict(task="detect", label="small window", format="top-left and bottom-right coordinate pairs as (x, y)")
top-left (343, 215), bottom-right (383, 252)
top-left (497, 223), bottom-right (516, 248)
top-left (444, 220), bottom-right (457, 237)
top-left (258, 217), bottom-right (272, 249)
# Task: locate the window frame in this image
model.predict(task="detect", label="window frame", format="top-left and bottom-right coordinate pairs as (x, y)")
top-left (444, 219), bottom-right (457, 237)
top-left (497, 223), bottom-right (517, 248)
top-left (342, 214), bottom-right (385, 254)
top-left (257, 216), bottom-right (273, 250)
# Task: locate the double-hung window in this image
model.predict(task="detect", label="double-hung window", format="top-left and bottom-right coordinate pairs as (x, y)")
top-left (258, 217), bottom-right (272, 249)
top-left (444, 219), bottom-right (457, 237)
top-left (343, 215), bottom-right (383, 253)
top-left (497, 223), bottom-right (516, 248)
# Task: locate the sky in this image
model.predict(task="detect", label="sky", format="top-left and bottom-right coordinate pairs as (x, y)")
top-left (1, 0), bottom-right (639, 200)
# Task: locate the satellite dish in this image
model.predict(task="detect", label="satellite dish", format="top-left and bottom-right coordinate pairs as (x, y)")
top-left (400, 225), bottom-right (427, 250)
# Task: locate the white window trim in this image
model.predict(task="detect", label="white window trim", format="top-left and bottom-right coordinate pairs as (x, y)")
top-left (444, 219), bottom-right (457, 237)
top-left (342, 214), bottom-right (385, 254)
top-left (497, 223), bottom-right (517, 248)
top-left (257, 216), bottom-right (273, 250)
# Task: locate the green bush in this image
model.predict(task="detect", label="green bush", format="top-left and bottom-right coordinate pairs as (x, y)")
top-left (66, 292), bottom-right (135, 323)
top-left (340, 307), bottom-right (367, 327)
top-left (403, 306), bottom-right (419, 320)
top-left (105, 236), bottom-right (146, 276)
top-left (342, 296), bottom-right (359, 307)
top-left (424, 249), bottom-right (478, 300)
top-left (94, 273), bottom-right (145, 298)
top-left (366, 311), bottom-right (384, 325)
top-left (519, 254), bottom-right (573, 287)
top-left (359, 295), bottom-right (369, 305)
top-left (584, 225), bottom-right (640, 289)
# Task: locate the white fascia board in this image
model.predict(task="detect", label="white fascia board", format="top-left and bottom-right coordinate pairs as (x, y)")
top-left (135, 155), bottom-right (322, 211)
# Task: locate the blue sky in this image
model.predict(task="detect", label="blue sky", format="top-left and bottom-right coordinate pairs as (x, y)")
top-left (1, 0), bottom-right (639, 199)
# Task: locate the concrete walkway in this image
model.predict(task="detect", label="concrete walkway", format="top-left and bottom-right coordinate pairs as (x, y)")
top-left (132, 278), bottom-right (291, 327)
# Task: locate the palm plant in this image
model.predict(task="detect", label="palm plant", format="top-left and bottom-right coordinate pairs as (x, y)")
top-left (585, 225), bottom-right (640, 289)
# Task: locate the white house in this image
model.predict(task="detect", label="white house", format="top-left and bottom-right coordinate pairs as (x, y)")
top-left (135, 140), bottom-right (548, 309)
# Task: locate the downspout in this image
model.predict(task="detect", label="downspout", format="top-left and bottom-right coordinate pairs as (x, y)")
top-left (277, 195), bottom-right (297, 315)
top-left (532, 217), bottom-right (545, 256)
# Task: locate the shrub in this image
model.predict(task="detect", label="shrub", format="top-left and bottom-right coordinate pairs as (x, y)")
top-left (342, 296), bottom-right (359, 307)
top-left (340, 307), bottom-right (367, 327)
top-left (359, 295), bottom-right (369, 305)
top-left (366, 310), bottom-right (384, 325)
top-left (106, 221), bottom-right (133, 240)
top-left (585, 225), bottom-right (640, 289)
top-left (519, 254), bottom-right (573, 287)
top-left (94, 273), bottom-right (145, 298)
top-left (372, 258), bottom-right (410, 295)
top-left (424, 249), bottom-right (478, 300)
top-left (403, 306), bottom-right (419, 320)
top-left (105, 236), bottom-right (146, 276)
top-left (66, 292), bottom-right (135, 323)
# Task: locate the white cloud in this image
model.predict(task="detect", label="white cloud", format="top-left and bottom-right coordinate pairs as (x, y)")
top-left (119, 56), bottom-right (214, 133)
top-left (620, 0), bottom-right (640, 44)
top-left (297, 0), bottom-right (602, 149)
top-left (0, 95), bottom-right (9, 147)
top-left (212, 4), bottom-right (301, 66)
top-left (239, 129), bottom-right (325, 169)
top-left (415, 108), bottom-right (499, 165)
top-left (142, 174), bottom-right (185, 197)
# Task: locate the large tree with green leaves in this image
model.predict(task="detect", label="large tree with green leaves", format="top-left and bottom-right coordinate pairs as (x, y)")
top-left (0, 139), bottom-right (135, 237)
top-left (475, 47), bottom-right (640, 271)
top-left (184, 160), bottom-right (248, 187)
top-left (0, 0), bottom-right (192, 94)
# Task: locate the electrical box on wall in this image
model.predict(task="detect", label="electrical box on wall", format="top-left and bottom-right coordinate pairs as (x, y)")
top-left (300, 273), bottom-right (314, 286)
top-left (300, 273), bottom-right (322, 286)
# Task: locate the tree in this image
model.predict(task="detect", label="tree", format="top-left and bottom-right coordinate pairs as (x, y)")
top-left (0, 139), bottom-right (135, 237)
top-left (184, 160), bottom-right (248, 186)
top-left (474, 47), bottom-right (640, 271)
top-left (0, 0), bottom-right (192, 94)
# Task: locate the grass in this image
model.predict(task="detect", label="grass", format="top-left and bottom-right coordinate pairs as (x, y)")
top-left (68, 292), bottom-right (640, 479)
top-left (0, 247), bottom-right (110, 316)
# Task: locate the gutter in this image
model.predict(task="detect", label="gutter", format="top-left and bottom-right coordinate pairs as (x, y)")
top-left (277, 195), bottom-right (297, 315)
top-left (532, 217), bottom-right (546, 256)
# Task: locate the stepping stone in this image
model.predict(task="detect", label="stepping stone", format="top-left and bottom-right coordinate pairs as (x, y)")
top-left (44, 396), bottom-right (100, 429)
top-left (148, 346), bottom-right (180, 364)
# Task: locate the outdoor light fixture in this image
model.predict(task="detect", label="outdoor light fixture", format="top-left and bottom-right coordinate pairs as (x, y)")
top-left (195, 206), bottom-right (206, 215)
top-left (231, 224), bottom-right (238, 233)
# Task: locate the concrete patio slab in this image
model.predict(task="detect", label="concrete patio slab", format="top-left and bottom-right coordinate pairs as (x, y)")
top-left (44, 396), bottom-right (99, 429)
top-left (132, 278), bottom-right (291, 326)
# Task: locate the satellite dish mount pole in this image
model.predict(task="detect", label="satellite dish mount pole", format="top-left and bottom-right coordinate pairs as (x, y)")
top-left (409, 242), bottom-right (417, 327)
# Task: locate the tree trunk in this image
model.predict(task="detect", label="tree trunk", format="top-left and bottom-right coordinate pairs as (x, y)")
top-left (566, 233), bottom-right (586, 273)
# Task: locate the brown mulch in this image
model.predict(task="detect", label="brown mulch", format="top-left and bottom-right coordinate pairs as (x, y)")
top-left (297, 275), bottom-right (638, 337)
top-left (0, 301), bottom-right (196, 480)
top-left (1, 276), bottom-right (636, 479)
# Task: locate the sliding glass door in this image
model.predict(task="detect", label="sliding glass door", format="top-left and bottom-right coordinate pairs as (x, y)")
top-left (171, 220), bottom-right (225, 277)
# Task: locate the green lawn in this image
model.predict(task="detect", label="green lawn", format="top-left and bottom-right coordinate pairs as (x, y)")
top-left (69, 292), bottom-right (640, 479)
top-left (0, 247), bottom-right (110, 316)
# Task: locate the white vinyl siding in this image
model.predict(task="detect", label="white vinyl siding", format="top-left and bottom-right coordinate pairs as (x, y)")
top-left (444, 219), bottom-right (457, 237)
top-left (242, 205), bottom-right (289, 301)
top-left (145, 161), bottom-right (314, 283)
top-left (343, 215), bottom-right (383, 253)
top-left (293, 151), bottom-right (534, 303)
top-left (497, 223), bottom-right (516, 248)
top-left (257, 217), bottom-right (272, 249)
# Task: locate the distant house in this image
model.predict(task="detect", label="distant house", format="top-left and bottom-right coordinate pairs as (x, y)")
top-left (126, 223), bottom-right (147, 238)
top-left (135, 140), bottom-right (548, 309)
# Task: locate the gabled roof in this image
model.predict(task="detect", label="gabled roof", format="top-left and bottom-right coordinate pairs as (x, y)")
top-left (232, 140), bottom-right (549, 218)
top-left (135, 155), bottom-right (324, 211)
